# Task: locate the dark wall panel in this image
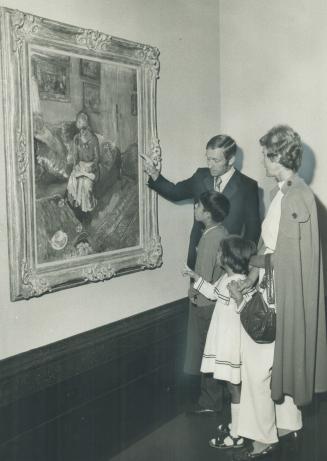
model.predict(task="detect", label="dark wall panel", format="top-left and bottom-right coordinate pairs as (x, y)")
top-left (0, 298), bottom-right (189, 461)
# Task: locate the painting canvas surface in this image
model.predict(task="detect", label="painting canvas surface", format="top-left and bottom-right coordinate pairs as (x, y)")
top-left (31, 49), bottom-right (140, 265)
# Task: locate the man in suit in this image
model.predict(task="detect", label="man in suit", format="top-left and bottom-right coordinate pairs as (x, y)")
top-left (143, 135), bottom-right (261, 414)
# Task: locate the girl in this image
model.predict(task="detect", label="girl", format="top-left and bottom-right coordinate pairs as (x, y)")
top-left (183, 236), bottom-right (256, 449)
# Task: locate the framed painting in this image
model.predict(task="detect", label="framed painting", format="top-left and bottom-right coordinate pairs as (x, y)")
top-left (32, 52), bottom-right (71, 102)
top-left (83, 82), bottom-right (101, 113)
top-left (80, 58), bottom-right (101, 81)
top-left (0, 7), bottom-right (162, 300)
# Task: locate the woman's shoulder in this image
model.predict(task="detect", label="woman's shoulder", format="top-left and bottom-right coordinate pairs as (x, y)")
top-left (285, 175), bottom-right (312, 195)
top-left (282, 176), bottom-right (315, 223)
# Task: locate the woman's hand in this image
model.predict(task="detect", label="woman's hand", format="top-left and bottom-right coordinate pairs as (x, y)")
top-left (237, 267), bottom-right (259, 293)
top-left (139, 153), bottom-right (160, 180)
top-left (228, 280), bottom-right (244, 305)
top-left (237, 278), bottom-right (255, 293)
top-left (182, 264), bottom-right (200, 282)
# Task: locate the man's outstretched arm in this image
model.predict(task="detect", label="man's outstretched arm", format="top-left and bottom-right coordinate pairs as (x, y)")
top-left (140, 152), bottom-right (195, 202)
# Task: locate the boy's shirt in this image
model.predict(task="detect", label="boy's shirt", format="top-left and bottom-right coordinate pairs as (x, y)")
top-left (188, 224), bottom-right (228, 307)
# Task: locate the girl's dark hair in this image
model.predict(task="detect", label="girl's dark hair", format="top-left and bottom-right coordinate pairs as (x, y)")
top-left (199, 191), bottom-right (230, 223)
top-left (206, 135), bottom-right (237, 161)
top-left (220, 236), bottom-right (257, 275)
top-left (259, 125), bottom-right (302, 172)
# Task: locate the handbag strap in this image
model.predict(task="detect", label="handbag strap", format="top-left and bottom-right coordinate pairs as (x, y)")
top-left (265, 253), bottom-right (275, 305)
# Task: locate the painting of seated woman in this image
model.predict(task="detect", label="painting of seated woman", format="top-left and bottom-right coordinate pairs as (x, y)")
top-left (32, 51), bottom-right (140, 265)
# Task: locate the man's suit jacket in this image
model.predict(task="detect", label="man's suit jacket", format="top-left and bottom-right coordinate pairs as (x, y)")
top-left (149, 168), bottom-right (261, 269)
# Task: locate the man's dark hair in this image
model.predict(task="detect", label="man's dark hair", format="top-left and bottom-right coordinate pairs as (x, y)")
top-left (220, 236), bottom-right (257, 275)
top-left (199, 191), bottom-right (230, 223)
top-left (206, 135), bottom-right (237, 161)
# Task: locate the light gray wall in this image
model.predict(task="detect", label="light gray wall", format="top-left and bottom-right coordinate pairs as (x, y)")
top-left (219, 0), bottom-right (327, 209)
top-left (219, 0), bottom-right (327, 282)
top-left (0, 0), bottom-right (221, 358)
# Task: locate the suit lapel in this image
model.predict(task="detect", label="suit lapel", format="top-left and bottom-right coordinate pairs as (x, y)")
top-left (222, 170), bottom-right (241, 200)
top-left (203, 172), bottom-right (214, 191)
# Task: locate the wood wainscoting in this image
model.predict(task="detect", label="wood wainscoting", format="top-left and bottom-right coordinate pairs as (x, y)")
top-left (0, 298), bottom-right (189, 461)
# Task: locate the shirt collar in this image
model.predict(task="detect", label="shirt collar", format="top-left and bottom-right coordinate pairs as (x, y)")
top-left (219, 166), bottom-right (235, 185)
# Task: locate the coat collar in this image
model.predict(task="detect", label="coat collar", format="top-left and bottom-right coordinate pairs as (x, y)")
top-left (280, 173), bottom-right (303, 194)
top-left (270, 173), bottom-right (302, 199)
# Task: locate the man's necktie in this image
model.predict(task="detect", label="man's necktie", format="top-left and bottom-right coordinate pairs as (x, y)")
top-left (214, 176), bottom-right (222, 192)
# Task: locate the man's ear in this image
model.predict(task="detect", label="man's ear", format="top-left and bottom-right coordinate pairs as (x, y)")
top-left (228, 156), bottom-right (236, 167)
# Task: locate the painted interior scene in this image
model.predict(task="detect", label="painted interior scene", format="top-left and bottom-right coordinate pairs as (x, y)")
top-left (31, 50), bottom-right (140, 264)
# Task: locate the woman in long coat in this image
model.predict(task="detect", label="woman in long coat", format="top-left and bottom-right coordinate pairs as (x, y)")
top-left (229, 125), bottom-right (327, 459)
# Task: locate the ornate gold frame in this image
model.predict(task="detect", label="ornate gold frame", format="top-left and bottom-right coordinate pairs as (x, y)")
top-left (0, 7), bottom-right (162, 300)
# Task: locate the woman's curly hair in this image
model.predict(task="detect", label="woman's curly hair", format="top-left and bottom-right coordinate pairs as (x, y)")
top-left (259, 125), bottom-right (303, 172)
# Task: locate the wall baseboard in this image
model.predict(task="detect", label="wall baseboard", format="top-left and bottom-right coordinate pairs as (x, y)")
top-left (0, 298), bottom-right (189, 460)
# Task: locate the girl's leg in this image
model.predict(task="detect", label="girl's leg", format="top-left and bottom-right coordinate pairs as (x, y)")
top-left (226, 381), bottom-right (241, 403)
top-left (226, 382), bottom-right (241, 438)
top-left (209, 382), bottom-right (244, 448)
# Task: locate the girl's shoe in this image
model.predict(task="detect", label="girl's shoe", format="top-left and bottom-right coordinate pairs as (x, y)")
top-left (209, 424), bottom-right (245, 449)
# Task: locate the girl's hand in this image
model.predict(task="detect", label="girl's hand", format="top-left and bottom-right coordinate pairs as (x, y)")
top-left (182, 264), bottom-right (200, 282)
top-left (228, 280), bottom-right (244, 305)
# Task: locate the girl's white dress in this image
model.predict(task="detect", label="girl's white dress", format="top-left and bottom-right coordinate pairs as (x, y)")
top-left (194, 273), bottom-right (246, 384)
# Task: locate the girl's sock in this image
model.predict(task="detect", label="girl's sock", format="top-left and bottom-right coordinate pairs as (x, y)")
top-left (230, 403), bottom-right (240, 438)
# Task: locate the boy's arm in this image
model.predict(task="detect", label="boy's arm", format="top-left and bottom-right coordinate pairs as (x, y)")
top-left (188, 233), bottom-right (222, 302)
top-left (195, 234), bottom-right (221, 282)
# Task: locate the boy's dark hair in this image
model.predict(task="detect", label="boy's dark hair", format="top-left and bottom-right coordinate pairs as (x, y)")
top-left (199, 191), bottom-right (230, 223)
top-left (220, 236), bottom-right (257, 275)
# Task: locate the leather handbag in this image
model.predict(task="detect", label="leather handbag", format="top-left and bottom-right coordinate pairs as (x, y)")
top-left (240, 254), bottom-right (276, 344)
